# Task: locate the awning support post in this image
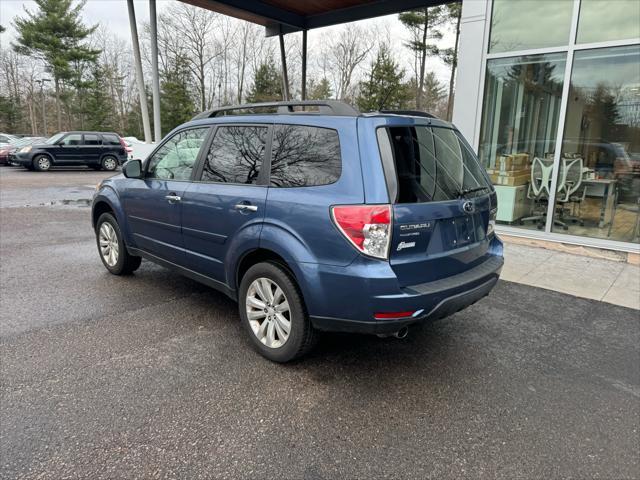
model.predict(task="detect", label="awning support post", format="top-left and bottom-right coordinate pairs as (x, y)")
top-left (278, 30), bottom-right (290, 101)
top-left (301, 29), bottom-right (307, 100)
top-left (149, 0), bottom-right (162, 142)
top-left (126, 0), bottom-right (152, 143)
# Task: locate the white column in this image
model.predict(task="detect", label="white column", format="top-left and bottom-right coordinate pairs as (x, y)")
top-left (451, 0), bottom-right (491, 149)
top-left (149, 0), bottom-right (162, 142)
top-left (127, 0), bottom-right (152, 143)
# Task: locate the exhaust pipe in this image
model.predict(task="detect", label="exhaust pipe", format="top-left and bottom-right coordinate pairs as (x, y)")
top-left (378, 326), bottom-right (410, 339)
top-left (393, 326), bottom-right (409, 339)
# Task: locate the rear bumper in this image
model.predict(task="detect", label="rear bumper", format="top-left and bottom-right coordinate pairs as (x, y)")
top-left (307, 237), bottom-right (504, 334)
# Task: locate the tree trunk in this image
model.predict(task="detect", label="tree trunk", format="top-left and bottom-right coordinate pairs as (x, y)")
top-left (447, 6), bottom-right (462, 121)
top-left (54, 78), bottom-right (62, 131)
top-left (417, 10), bottom-right (429, 110)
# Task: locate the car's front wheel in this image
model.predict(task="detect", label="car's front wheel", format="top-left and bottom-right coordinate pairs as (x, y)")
top-left (33, 155), bottom-right (51, 172)
top-left (238, 262), bottom-right (316, 362)
top-left (101, 156), bottom-right (118, 171)
top-left (96, 212), bottom-right (141, 275)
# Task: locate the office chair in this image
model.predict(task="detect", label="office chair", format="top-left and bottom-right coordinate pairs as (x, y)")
top-left (520, 157), bottom-right (553, 229)
top-left (555, 158), bottom-right (585, 228)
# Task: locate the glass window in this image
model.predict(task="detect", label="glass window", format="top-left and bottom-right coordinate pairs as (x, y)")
top-left (102, 134), bottom-right (121, 146)
top-left (83, 134), bottom-right (101, 145)
top-left (61, 134), bottom-right (82, 146)
top-left (46, 133), bottom-right (65, 144)
top-left (377, 126), bottom-right (490, 203)
top-left (201, 126), bottom-right (267, 184)
top-left (147, 128), bottom-right (208, 181)
top-left (478, 53), bottom-right (566, 229)
top-left (270, 125), bottom-right (341, 187)
top-left (577, 0), bottom-right (640, 44)
top-left (489, 0), bottom-right (574, 53)
top-left (551, 45), bottom-right (640, 243)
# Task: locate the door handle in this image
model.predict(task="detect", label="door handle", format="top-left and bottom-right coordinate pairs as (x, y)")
top-left (165, 194), bottom-right (181, 203)
top-left (234, 204), bottom-right (258, 212)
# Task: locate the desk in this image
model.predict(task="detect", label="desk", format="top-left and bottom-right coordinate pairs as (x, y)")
top-left (583, 178), bottom-right (616, 228)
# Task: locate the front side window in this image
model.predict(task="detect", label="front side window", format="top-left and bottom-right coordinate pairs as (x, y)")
top-left (83, 134), bottom-right (101, 146)
top-left (61, 134), bottom-right (82, 146)
top-left (146, 128), bottom-right (208, 181)
top-left (378, 126), bottom-right (490, 204)
top-left (201, 126), bottom-right (267, 184)
top-left (270, 125), bottom-right (341, 187)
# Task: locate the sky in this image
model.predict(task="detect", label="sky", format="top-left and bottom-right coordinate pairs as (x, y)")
top-left (0, 0), bottom-right (456, 84)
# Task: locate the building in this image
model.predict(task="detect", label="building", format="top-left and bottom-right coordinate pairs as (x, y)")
top-left (453, 0), bottom-right (640, 253)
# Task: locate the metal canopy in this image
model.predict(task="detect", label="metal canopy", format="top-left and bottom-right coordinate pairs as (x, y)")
top-left (178, 0), bottom-right (449, 36)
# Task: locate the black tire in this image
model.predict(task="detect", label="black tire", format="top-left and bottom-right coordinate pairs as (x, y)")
top-left (33, 154), bottom-right (51, 172)
top-left (238, 262), bottom-right (316, 363)
top-left (101, 155), bottom-right (118, 171)
top-left (95, 212), bottom-right (142, 275)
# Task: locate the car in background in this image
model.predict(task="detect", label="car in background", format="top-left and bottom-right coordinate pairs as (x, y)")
top-left (123, 136), bottom-right (156, 162)
top-left (0, 133), bottom-right (18, 147)
top-left (13, 131), bottom-right (128, 172)
top-left (1, 137), bottom-right (47, 166)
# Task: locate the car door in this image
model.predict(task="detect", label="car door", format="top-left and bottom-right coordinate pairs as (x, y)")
top-left (181, 124), bottom-right (270, 283)
top-left (82, 133), bottom-right (104, 165)
top-left (120, 127), bottom-right (211, 264)
top-left (56, 133), bottom-right (83, 164)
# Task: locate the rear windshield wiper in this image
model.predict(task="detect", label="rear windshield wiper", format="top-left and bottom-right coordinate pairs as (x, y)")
top-left (457, 186), bottom-right (490, 198)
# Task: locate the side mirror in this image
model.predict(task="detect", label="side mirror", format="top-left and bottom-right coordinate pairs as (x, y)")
top-left (123, 159), bottom-right (142, 179)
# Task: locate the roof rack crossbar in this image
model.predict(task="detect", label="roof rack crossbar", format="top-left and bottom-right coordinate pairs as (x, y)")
top-left (192, 100), bottom-right (359, 120)
top-left (378, 109), bottom-right (437, 119)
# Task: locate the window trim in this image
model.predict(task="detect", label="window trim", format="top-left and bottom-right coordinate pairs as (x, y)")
top-left (267, 123), bottom-right (343, 189)
top-left (192, 122), bottom-right (273, 187)
top-left (143, 126), bottom-right (213, 182)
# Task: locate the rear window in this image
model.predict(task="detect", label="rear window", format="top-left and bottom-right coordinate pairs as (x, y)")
top-left (377, 126), bottom-right (490, 203)
top-left (270, 125), bottom-right (341, 187)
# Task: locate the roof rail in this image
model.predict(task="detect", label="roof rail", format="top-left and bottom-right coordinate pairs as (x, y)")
top-left (192, 100), bottom-right (359, 120)
top-left (378, 110), bottom-right (437, 119)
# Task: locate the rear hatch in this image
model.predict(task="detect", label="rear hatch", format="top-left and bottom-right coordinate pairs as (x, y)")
top-left (376, 124), bottom-right (496, 287)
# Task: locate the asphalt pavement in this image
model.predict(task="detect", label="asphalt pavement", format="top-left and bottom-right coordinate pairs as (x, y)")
top-left (1, 166), bottom-right (639, 479)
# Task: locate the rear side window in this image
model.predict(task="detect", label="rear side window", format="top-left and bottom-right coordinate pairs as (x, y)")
top-left (201, 126), bottom-right (268, 184)
top-left (378, 126), bottom-right (490, 203)
top-left (102, 134), bottom-right (121, 146)
top-left (83, 134), bottom-right (101, 145)
top-left (270, 125), bottom-right (341, 187)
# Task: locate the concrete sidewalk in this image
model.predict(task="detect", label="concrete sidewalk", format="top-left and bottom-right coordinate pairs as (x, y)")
top-left (501, 242), bottom-right (640, 310)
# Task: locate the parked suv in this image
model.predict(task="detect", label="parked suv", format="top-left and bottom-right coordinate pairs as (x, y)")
top-left (92, 101), bottom-right (503, 362)
top-left (14, 131), bottom-right (127, 171)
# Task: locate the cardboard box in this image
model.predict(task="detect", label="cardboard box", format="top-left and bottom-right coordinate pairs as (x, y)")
top-left (497, 153), bottom-right (530, 173)
top-left (489, 171), bottom-right (531, 186)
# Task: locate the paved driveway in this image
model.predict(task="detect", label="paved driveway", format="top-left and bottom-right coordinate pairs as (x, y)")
top-left (1, 167), bottom-right (639, 479)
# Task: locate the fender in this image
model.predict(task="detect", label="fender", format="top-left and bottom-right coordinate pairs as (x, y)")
top-left (92, 186), bottom-right (137, 248)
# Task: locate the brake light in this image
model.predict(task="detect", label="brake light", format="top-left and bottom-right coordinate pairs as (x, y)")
top-left (488, 207), bottom-right (497, 236)
top-left (331, 204), bottom-right (392, 259)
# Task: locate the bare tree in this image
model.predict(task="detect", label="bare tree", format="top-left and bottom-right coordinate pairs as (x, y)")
top-left (326, 27), bottom-right (373, 101)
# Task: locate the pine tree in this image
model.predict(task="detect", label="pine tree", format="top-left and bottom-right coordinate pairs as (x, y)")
top-left (84, 65), bottom-right (116, 131)
top-left (245, 60), bottom-right (282, 103)
top-left (12, 0), bottom-right (99, 130)
top-left (160, 57), bottom-right (196, 135)
top-left (356, 45), bottom-right (410, 112)
top-left (307, 78), bottom-right (333, 100)
top-left (399, 7), bottom-right (446, 110)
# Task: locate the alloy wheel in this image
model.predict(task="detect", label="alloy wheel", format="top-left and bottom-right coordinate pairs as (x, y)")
top-left (103, 157), bottom-right (117, 171)
top-left (38, 156), bottom-right (50, 171)
top-left (99, 222), bottom-right (119, 267)
top-left (245, 277), bottom-right (291, 348)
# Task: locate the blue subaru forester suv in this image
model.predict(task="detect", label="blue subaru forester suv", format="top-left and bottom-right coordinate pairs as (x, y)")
top-left (92, 101), bottom-right (503, 362)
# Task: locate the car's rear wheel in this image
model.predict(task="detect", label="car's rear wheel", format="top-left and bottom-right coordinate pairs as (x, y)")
top-left (238, 262), bottom-right (316, 362)
top-left (101, 156), bottom-right (118, 171)
top-left (96, 212), bottom-right (142, 275)
top-left (33, 155), bottom-right (51, 172)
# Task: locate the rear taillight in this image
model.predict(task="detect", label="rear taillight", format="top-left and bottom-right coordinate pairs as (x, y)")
top-left (331, 204), bottom-right (391, 260)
